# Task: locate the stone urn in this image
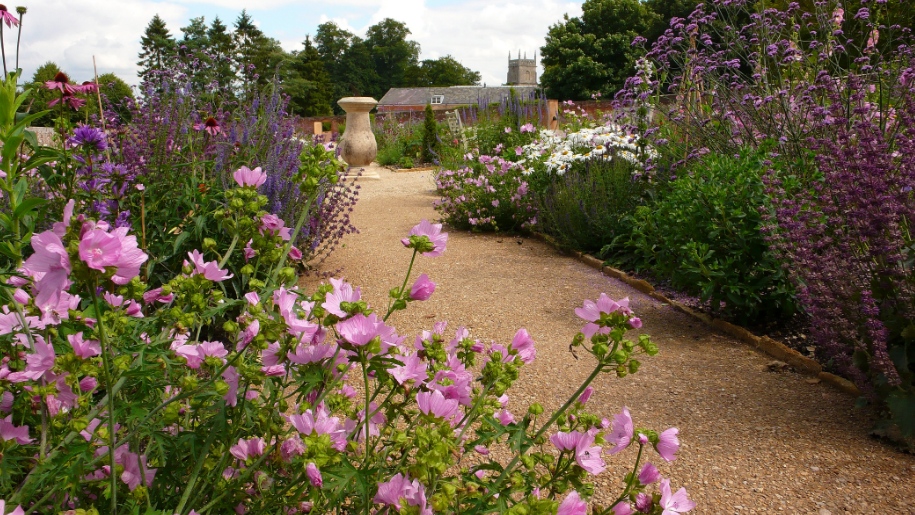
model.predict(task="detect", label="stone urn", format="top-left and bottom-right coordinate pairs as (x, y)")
top-left (337, 97), bottom-right (378, 168)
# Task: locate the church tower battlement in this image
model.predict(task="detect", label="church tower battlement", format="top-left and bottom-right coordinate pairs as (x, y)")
top-left (507, 50), bottom-right (537, 86)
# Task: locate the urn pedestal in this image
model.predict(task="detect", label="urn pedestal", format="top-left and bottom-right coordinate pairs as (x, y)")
top-left (337, 97), bottom-right (380, 179)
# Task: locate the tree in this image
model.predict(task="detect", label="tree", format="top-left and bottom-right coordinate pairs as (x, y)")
top-left (29, 61), bottom-right (65, 126)
top-left (233, 10), bottom-right (286, 93)
top-left (137, 14), bottom-right (177, 82)
top-left (540, 0), bottom-right (659, 100)
top-left (413, 56), bottom-right (481, 87)
top-left (285, 36), bottom-right (334, 116)
top-left (207, 16), bottom-right (237, 94)
top-left (85, 72), bottom-right (135, 124)
top-left (363, 19), bottom-right (420, 99)
top-left (644, 0), bottom-right (702, 44)
top-left (179, 16), bottom-right (209, 57)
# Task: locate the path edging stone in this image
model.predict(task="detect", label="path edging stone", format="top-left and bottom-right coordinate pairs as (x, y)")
top-left (527, 232), bottom-right (860, 397)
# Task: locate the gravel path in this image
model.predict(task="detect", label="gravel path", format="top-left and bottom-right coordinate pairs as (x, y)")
top-left (308, 165), bottom-right (915, 514)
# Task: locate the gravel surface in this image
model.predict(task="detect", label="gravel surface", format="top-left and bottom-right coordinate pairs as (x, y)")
top-left (306, 165), bottom-right (915, 514)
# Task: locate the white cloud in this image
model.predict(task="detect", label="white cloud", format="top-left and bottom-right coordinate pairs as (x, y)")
top-left (12, 0), bottom-right (581, 91)
top-left (16, 0), bottom-right (187, 85)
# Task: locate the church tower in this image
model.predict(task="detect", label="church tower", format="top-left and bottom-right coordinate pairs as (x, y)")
top-left (506, 50), bottom-right (537, 86)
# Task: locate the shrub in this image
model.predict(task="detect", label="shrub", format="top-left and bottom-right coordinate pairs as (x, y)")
top-left (627, 148), bottom-right (796, 325)
top-left (421, 103), bottom-right (439, 164)
top-left (535, 157), bottom-right (650, 253)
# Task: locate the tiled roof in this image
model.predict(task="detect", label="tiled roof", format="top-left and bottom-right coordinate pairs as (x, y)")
top-left (378, 86), bottom-right (541, 107)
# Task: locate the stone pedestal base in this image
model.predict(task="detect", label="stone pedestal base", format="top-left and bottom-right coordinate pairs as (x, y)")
top-left (337, 97), bottom-right (378, 168)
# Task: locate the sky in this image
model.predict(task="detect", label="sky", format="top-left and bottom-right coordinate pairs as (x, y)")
top-left (11, 0), bottom-right (583, 90)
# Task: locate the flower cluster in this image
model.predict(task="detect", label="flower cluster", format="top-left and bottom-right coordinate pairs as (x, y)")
top-left (519, 124), bottom-right (658, 176)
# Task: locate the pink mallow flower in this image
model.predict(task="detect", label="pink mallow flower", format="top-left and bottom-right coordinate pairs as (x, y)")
top-left (68, 332), bottom-right (101, 359)
top-left (78, 223), bottom-right (148, 284)
top-left (0, 500), bottom-right (25, 515)
top-left (336, 313), bottom-right (387, 348)
top-left (390, 354), bottom-right (427, 385)
top-left (306, 463), bottom-right (323, 487)
top-left (22, 230), bottom-right (71, 309)
top-left (578, 386), bottom-right (593, 404)
top-left (575, 294), bottom-right (632, 339)
top-left (187, 250), bottom-right (233, 281)
top-left (401, 220), bottom-right (448, 257)
top-left (656, 427), bottom-right (680, 462)
top-left (0, 415), bottom-right (33, 445)
top-left (510, 328), bottom-right (536, 364)
top-left (288, 406), bottom-right (347, 451)
top-left (230, 437), bottom-right (266, 463)
top-left (416, 389), bottom-right (460, 425)
top-left (557, 490), bottom-right (588, 515)
top-left (638, 462), bottom-right (661, 484)
top-left (373, 473), bottom-right (431, 514)
top-left (409, 274), bottom-right (436, 301)
top-left (260, 214), bottom-right (292, 241)
top-left (322, 277), bottom-right (361, 318)
top-left (233, 166), bottom-right (266, 188)
top-left (606, 407), bottom-right (633, 455)
top-left (659, 479), bottom-right (696, 514)
top-left (121, 451), bottom-right (157, 491)
top-left (550, 431), bottom-right (605, 474)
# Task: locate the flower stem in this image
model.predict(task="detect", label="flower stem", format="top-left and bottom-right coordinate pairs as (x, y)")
top-left (384, 249), bottom-right (417, 322)
top-left (91, 288), bottom-right (119, 514)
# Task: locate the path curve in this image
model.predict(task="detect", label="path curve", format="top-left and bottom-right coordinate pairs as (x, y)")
top-left (308, 165), bottom-right (915, 514)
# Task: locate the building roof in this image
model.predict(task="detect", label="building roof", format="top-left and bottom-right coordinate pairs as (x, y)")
top-left (378, 86), bottom-right (541, 108)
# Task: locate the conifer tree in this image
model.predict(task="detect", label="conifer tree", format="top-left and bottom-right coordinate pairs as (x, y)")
top-left (137, 14), bottom-right (177, 81)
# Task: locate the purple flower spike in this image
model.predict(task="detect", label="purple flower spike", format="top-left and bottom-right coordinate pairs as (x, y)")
top-left (69, 125), bottom-right (108, 152)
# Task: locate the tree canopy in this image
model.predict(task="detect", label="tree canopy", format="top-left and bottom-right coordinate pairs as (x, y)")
top-left (540, 0), bottom-right (659, 100)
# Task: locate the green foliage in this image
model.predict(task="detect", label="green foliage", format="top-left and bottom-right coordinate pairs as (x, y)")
top-left (27, 61), bottom-right (61, 126)
top-left (233, 10), bottom-right (286, 93)
top-left (364, 18), bottom-right (420, 100)
top-left (413, 56), bottom-right (481, 87)
top-left (84, 72), bottom-right (135, 124)
top-left (535, 157), bottom-right (650, 253)
top-left (285, 36), bottom-right (334, 116)
top-left (540, 0), bottom-right (658, 100)
top-left (622, 149), bottom-right (796, 324)
top-left (421, 103), bottom-right (439, 164)
top-left (137, 14), bottom-right (177, 82)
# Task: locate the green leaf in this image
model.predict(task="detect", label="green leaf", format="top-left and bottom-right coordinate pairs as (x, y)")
top-left (13, 197), bottom-right (47, 219)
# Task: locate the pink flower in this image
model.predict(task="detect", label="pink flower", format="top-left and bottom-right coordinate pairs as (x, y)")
top-left (0, 415), bottom-right (33, 445)
top-left (289, 246), bottom-right (303, 261)
top-left (612, 502), bottom-right (636, 515)
top-left (23, 230), bottom-right (71, 309)
top-left (142, 287), bottom-right (174, 304)
top-left (22, 336), bottom-right (56, 381)
top-left (629, 317), bottom-right (642, 329)
top-left (77, 225), bottom-right (148, 284)
top-left (638, 462), bottom-right (661, 484)
top-left (510, 328), bottom-right (536, 364)
top-left (280, 435), bottom-right (305, 461)
top-left (606, 407), bottom-right (633, 455)
top-left (390, 353), bottom-right (427, 385)
top-left (409, 274), bottom-right (436, 301)
top-left (187, 250), bottom-right (233, 281)
top-left (659, 479), bottom-right (695, 514)
top-left (578, 386), bottom-right (593, 404)
top-left (79, 376), bottom-right (98, 392)
top-left (222, 366), bottom-right (239, 407)
top-left (656, 427), bottom-right (680, 462)
top-left (230, 437), bottom-right (266, 462)
top-left (336, 313), bottom-right (383, 347)
top-left (557, 490), bottom-right (587, 515)
top-left (194, 117), bottom-right (221, 136)
top-left (260, 214), bottom-right (292, 241)
top-left (417, 389), bottom-right (459, 424)
top-left (550, 431), bottom-right (605, 474)
top-left (520, 123), bottom-right (535, 134)
top-left (576, 294), bottom-right (631, 339)
top-left (635, 492), bottom-right (653, 512)
top-left (68, 332), bottom-right (101, 358)
top-left (515, 146), bottom-right (523, 156)
top-left (121, 451), bottom-right (157, 491)
top-left (288, 406), bottom-right (347, 451)
top-left (373, 473), bottom-right (431, 514)
top-left (401, 220), bottom-right (448, 257)
top-left (44, 71), bottom-right (74, 93)
top-left (496, 409), bottom-right (514, 426)
top-left (233, 166), bottom-right (267, 188)
top-left (322, 278), bottom-right (361, 318)
top-left (306, 463), bottom-right (323, 487)
top-left (0, 500), bottom-right (26, 515)
top-left (244, 239), bottom-right (256, 260)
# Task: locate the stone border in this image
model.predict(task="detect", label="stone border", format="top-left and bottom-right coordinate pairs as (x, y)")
top-left (529, 232), bottom-right (861, 397)
top-left (394, 166), bottom-right (438, 173)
